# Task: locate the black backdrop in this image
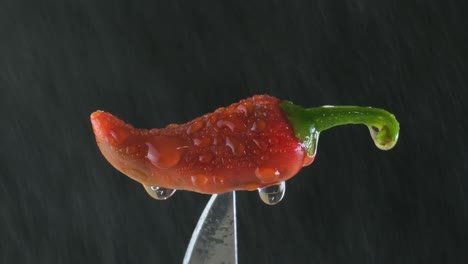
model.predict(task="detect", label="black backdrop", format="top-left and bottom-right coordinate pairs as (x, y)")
top-left (1, 0), bottom-right (468, 263)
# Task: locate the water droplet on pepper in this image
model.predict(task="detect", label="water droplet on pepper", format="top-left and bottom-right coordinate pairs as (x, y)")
top-left (251, 119), bottom-right (266, 132)
top-left (198, 153), bottom-right (214, 163)
top-left (217, 120), bottom-right (235, 132)
top-left (109, 128), bottom-right (129, 144)
top-left (191, 175), bottom-right (209, 187)
top-left (368, 125), bottom-right (398, 150)
top-left (193, 137), bottom-right (211, 147)
top-left (145, 136), bottom-right (186, 169)
top-left (212, 135), bottom-right (223, 145)
top-left (252, 139), bottom-right (268, 151)
top-left (258, 181), bottom-right (285, 205)
top-left (125, 145), bottom-right (137, 155)
top-left (186, 120), bottom-right (204, 135)
top-left (268, 138), bottom-right (278, 145)
top-left (302, 129), bottom-right (320, 157)
top-left (225, 137), bottom-right (245, 156)
top-left (212, 175), bottom-right (225, 185)
top-left (143, 185), bottom-right (176, 200)
top-left (166, 123), bottom-right (179, 129)
top-left (255, 166), bottom-right (281, 182)
top-left (236, 105), bottom-right (248, 116)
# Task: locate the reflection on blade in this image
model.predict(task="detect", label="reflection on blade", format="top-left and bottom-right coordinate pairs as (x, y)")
top-left (183, 192), bottom-right (237, 264)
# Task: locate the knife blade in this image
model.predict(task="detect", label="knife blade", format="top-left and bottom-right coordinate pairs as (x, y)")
top-left (183, 192), bottom-right (238, 264)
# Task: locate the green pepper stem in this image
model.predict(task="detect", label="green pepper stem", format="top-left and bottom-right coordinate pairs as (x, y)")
top-left (280, 101), bottom-right (400, 156)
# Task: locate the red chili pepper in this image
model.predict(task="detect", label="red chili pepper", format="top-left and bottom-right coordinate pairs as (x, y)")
top-left (91, 95), bottom-right (399, 201)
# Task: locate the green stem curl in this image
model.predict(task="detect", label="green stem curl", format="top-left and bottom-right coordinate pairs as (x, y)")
top-left (280, 101), bottom-right (400, 156)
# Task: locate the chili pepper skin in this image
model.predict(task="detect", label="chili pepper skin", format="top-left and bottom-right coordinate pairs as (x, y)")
top-left (91, 95), bottom-right (399, 195)
top-left (91, 95), bottom-right (306, 194)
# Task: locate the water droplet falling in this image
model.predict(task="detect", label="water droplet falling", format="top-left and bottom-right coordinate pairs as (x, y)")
top-left (143, 185), bottom-right (176, 200)
top-left (258, 181), bottom-right (286, 205)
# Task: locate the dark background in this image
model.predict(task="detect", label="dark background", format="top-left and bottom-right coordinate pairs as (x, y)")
top-left (1, 0), bottom-right (467, 263)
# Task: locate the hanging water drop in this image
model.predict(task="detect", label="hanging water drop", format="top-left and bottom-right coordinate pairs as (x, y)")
top-left (368, 125), bottom-right (397, 150)
top-left (301, 128), bottom-right (319, 166)
top-left (143, 185), bottom-right (176, 200)
top-left (257, 181), bottom-right (286, 205)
